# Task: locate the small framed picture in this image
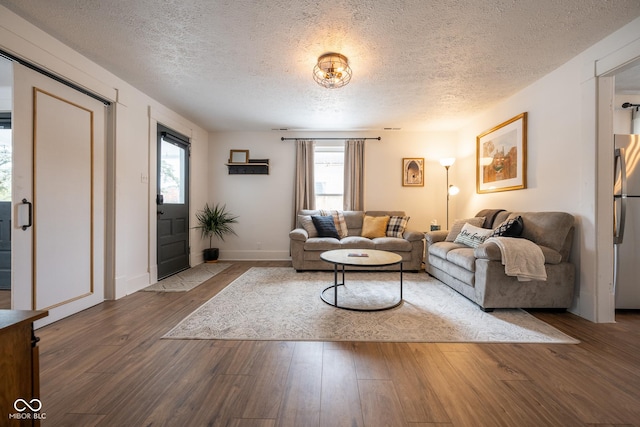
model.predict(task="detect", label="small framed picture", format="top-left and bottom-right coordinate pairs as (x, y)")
top-left (402, 158), bottom-right (424, 187)
top-left (476, 112), bottom-right (527, 193)
top-left (229, 149), bottom-right (249, 163)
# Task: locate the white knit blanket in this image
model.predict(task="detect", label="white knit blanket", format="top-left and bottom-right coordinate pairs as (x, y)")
top-left (484, 237), bottom-right (547, 282)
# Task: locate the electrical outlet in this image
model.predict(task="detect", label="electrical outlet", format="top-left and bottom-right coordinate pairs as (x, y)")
top-left (140, 173), bottom-right (149, 183)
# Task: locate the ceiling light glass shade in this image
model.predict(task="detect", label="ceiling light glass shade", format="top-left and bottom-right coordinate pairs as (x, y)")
top-left (313, 53), bottom-right (352, 89)
top-left (439, 158), bottom-right (455, 168)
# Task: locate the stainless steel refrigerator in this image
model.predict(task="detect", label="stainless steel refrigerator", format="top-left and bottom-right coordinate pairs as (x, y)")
top-left (614, 134), bottom-right (640, 309)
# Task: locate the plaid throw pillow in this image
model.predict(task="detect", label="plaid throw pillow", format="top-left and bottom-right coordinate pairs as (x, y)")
top-left (386, 216), bottom-right (410, 238)
top-left (489, 216), bottom-right (524, 238)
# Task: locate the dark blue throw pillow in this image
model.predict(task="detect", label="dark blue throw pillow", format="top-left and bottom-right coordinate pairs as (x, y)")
top-left (311, 215), bottom-right (340, 239)
top-left (489, 215), bottom-right (524, 238)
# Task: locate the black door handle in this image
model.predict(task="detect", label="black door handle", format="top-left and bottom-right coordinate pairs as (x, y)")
top-left (21, 198), bottom-right (33, 230)
top-left (158, 211), bottom-right (164, 215)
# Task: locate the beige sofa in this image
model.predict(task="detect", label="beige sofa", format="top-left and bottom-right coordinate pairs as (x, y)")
top-left (290, 210), bottom-right (424, 271)
top-left (425, 210), bottom-right (576, 311)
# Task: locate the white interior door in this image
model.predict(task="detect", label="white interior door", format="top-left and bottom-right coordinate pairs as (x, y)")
top-left (12, 63), bottom-right (106, 328)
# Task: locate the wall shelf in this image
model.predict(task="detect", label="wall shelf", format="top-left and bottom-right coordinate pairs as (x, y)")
top-left (226, 159), bottom-right (269, 175)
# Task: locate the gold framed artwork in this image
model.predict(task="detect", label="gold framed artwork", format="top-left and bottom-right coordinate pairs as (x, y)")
top-left (476, 112), bottom-right (527, 193)
top-left (229, 149), bottom-right (249, 163)
top-left (402, 158), bottom-right (424, 187)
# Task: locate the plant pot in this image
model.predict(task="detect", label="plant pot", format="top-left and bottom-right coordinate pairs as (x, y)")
top-left (203, 248), bottom-right (219, 262)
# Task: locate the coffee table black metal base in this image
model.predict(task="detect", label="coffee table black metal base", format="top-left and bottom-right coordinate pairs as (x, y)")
top-left (319, 249), bottom-right (404, 312)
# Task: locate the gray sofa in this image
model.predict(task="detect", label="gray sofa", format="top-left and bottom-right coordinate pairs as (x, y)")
top-left (290, 210), bottom-right (424, 271)
top-left (425, 210), bottom-right (576, 311)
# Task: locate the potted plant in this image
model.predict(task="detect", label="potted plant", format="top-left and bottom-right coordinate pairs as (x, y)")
top-left (195, 203), bottom-right (238, 262)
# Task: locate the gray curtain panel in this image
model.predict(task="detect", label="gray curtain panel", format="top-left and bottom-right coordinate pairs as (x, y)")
top-left (293, 139), bottom-right (316, 228)
top-left (344, 139), bottom-right (365, 211)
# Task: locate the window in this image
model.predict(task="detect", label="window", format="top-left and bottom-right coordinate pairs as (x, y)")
top-left (159, 137), bottom-right (187, 204)
top-left (314, 144), bottom-right (344, 210)
top-left (0, 113), bottom-right (11, 202)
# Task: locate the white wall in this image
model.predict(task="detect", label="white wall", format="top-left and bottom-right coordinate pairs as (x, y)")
top-left (0, 6), bottom-right (210, 298)
top-left (208, 130), bottom-right (457, 260)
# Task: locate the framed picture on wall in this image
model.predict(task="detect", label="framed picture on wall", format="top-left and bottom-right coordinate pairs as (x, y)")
top-left (229, 149), bottom-right (249, 163)
top-left (476, 112), bottom-right (527, 193)
top-left (402, 158), bottom-right (424, 187)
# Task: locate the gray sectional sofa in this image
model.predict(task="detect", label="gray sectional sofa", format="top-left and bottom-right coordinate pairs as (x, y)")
top-left (425, 210), bottom-right (576, 311)
top-left (290, 210), bottom-right (424, 271)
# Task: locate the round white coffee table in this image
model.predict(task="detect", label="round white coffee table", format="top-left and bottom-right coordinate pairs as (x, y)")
top-left (319, 249), bottom-right (404, 311)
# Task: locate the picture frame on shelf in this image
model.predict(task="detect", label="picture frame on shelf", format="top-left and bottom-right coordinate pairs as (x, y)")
top-left (229, 149), bottom-right (249, 163)
top-left (402, 158), bottom-right (424, 187)
top-left (476, 112), bottom-right (527, 193)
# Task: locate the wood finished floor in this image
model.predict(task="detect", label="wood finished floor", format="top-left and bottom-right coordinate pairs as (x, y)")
top-left (36, 261), bottom-right (640, 427)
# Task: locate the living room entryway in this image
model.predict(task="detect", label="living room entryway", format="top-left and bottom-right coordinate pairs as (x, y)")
top-left (156, 124), bottom-right (190, 280)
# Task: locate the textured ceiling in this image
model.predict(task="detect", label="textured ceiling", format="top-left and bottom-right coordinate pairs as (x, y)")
top-left (2, 0), bottom-right (640, 131)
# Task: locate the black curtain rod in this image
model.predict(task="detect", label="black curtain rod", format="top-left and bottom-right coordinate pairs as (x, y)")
top-left (0, 48), bottom-right (112, 106)
top-left (281, 137), bottom-right (381, 141)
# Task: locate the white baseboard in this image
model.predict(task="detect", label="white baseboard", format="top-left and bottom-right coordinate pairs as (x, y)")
top-left (219, 250), bottom-right (290, 261)
top-left (112, 275), bottom-right (128, 300)
top-left (126, 272), bottom-right (151, 295)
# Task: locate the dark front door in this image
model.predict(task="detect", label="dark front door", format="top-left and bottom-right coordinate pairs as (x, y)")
top-left (157, 125), bottom-right (190, 280)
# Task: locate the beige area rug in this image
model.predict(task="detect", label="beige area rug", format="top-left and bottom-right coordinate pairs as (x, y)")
top-left (163, 267), bottom-right (579, 343)
top-left (143, 263), bottom-right (231, 292)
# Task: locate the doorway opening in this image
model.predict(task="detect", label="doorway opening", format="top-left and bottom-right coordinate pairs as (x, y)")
top-left (0, 57), bottom-right (12, 309)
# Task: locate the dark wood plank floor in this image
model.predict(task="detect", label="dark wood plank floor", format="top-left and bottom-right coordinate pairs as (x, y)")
top-left (35, 262), bottom-right (640, 427)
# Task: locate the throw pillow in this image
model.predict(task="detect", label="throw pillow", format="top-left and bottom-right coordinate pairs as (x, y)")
top-left (311, 215), bottom-right (341, 239)
top-left (320, 209), bottom-right (348, 238)
top-left (489, 215), bottom-right (524, 237)
top-left (453, 223), bottom-right (494, 248)
top-left (387, 216), bottom-right (410, 238)
top-left (297, 215), bottom-right (318, 238)
top-left (445, 217), bottom-right (486, 242)
top-left (361, 215), bottom-right (390, 238)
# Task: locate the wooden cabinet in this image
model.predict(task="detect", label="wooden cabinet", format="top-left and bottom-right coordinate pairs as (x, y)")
top-left (1, 310), bottom-right (48, 426)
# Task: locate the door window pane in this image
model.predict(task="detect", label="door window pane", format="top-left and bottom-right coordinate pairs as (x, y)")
top-left (160, 138), bottom-right (186, 204)
top-left (0, 129), bottom-right (11, 201)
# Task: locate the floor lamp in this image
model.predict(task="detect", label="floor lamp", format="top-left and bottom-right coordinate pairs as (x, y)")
top-left (439, 158), bottom-right (459, 229)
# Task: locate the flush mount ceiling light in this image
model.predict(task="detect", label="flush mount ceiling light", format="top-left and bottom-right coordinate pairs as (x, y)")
top-left (313, 53), bottom-right (352, 89)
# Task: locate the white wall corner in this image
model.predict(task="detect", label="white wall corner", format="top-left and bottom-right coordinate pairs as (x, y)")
top-left (113, 275), bottom-right (128, 300)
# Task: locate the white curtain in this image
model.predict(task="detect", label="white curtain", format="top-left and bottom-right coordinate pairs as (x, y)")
top-left (633, 108), bottom-right (640, 134)
top-left (293, 139), bottom-right (315, 227)
top-left (344, 139), bottom-right (365, 211)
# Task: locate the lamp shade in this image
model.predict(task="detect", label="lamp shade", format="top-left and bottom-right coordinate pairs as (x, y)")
top-left (439, 158), bottom-right (455, 168)
top-left (448, 185), bottom-right (460, 196)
